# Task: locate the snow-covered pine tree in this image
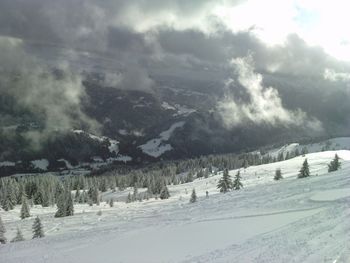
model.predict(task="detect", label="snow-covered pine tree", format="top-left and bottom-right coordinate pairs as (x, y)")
top-left (274, 168), bottom-right (283, 180)
top-left (233, 171), bottom-right (243, 190)
top-left (189, 188), bottom-right (197, 203)
top-left (301, 147), bottom-right (308, 156)
top-left (132, 185), bottom-right (138, 201)
top-left (328, 154), bottom-right (341, 172)
top-left (32, 216), bottom-right (44, 239)
top-left (186, 171), bottom-right (194, 183)
top-left (55, 191), bottom-right (66, 217)
top-left (298, 158), bottom-right (310, 178)
top-left (0, 215), bottom-right (6, 244)
top-left (20, 195), bottom-right (31, 219)
top-left (1, 188), bottom-right (14, 211)
top-left (11, 227), bottom-right (25, 243)
top-left (217, 169), bottom-right (233, 193)
top-left (126, 193), bottom-right (132, 203)
top-left (65, 191), bottom-right (74, 216)
top-left (285, 151), bottom-right (290, 160)
top-left (159, 185), bottom-right (170, 199)
top-left (74, 185), bottom-right (80, 202)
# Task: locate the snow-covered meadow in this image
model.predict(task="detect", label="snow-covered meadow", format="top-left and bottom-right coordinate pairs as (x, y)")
top-left (1, 150), bottom-right (350, 262)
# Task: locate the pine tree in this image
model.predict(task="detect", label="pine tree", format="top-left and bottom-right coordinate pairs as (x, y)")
top-left (65, 191), bottom-right (74, 216)
top-left (0, 215), bottom-right (6, 244)
top-left (285, 151), bottom-right (290, 160)
top-left (32, 216), bottom-right (44, 239)
top-left (20, 195), bottom-right (31, 219)
top-left (159, 185), bottom-right (170, 200)
top-left (328, 154), bottom-right (341, 172)
top-left (233, 171), bottom-right (243, 190)
top-left (132, 185), bottom-right (138, 201)
top-left (74, 186), bottom-right (80, 202)
top-left (217, 169), bottom-right (233, 193)
top-left (274, 168), bottom-right (283, 180)
top-left (126, 193), bottom-right (132, 203)
top-left (189, 188), bottom-right (197, 203)
top-left (301, 147), bottom-right (308, 156)
top-left (11, 228), bottom-right (25, 243)
top-left (55, 192), bottom-right (66, 218)
top-left (186, 171), bottom-right (194, 183)
top-left (298, 158), bottom-right (310, 178)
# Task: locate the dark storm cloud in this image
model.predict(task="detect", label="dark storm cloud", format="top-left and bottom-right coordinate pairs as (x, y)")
top-left (0, 0), bottom-right (350, 132)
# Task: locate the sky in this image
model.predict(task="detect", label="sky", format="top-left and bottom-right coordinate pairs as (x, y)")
top-left (0, 0), bottom-right (350, 134)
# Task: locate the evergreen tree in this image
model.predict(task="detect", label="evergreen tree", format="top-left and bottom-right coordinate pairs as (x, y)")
top-left (298, 158), bottom-right (310, 178)
top-left (74, 186), bottom-right (80, 202)
top-left (274, 168), bottom-right (283, 180)
top-left (126, 193), bottom-right (132, 203)
top-left (233, 171), bottom-right (243, 190)
top-left (159, 185), bottom-right (170, 200)
top-left (242, 159), bottom-right (248, 169)
top-left (11, 228), bottom-right (25, 243)
top-left (285, 151), bottom-right (290, 160)
top-left (65, 192), bottom-right (74, 216)
top-left (189, 188), bottom-right (197, 203)
top-left (328, 154), bottom-right (341, 172)
top-left (1, 189), bottom-right (14, 211)
top-left (20, 195), bottom-right (31, 219)
top-left (132, 185), bottom-right (138, 201)
top-left (55, 191), bottom-right (66, 218)
top-left (186, 171), bottom-right (194, 183)
top-left (301, 147), bottom-right (308, 156)
top-left (0, 215), bottom-right (6, 244)
top-left (277, 152), bottom-right (284, 162)
top-left (217, 169), bottom-right (233, 193)
top-left (32, 217), bottom-right (44, 239)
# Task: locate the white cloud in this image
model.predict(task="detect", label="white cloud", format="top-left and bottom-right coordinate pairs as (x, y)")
top-left (324, 68), bottom-right (350, 82)
top-left (217, 55), bottom-right (322, 130)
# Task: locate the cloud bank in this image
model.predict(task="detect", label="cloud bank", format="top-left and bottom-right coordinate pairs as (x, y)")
top-left (0, 36), bottom-right (99, 145)
top-left (217, 55), bottom-right (322, 130)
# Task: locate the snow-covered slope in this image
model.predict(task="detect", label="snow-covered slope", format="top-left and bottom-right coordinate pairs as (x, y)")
top-left (267, 137), bottom-right (350, 158)
top-left (138, 121), bottom-right (185, 158)
top-left (1, 151), bottom-right (350, 262)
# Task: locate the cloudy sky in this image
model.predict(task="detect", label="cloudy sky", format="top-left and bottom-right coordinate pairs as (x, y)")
top-left (0, 0), bottom-right (350, 134)
top-left (1, 0), bottom-right (350, 71)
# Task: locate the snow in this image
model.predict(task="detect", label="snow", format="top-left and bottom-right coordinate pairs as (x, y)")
top-left (118, 129), bottom-right (128, 135)
top-left (161, 101), bottom-right (176, 110)
top-left (138, 121), bottom-right (185, 157)
top-left (1, 150), bottom-right (350, 262)
top-left (73, 130), bottom-right (119, 155)
top-left (267, 137), bottom-right (350, 158)
top-left (173, 104), bottom-right (196, 117)
top-left (161, 101), bottom-right (196, 117)
top-left (57, 159), bottom-right (74, 169)
top-left (0, 161), bottom-right (15, 167)
top-left (310, 188), bottom-right (350, 201)
top-left (31, 159), bottom-right (49, 171)
top-left (115, 154), bottom-right (132, 163)
top-left (108, 139), bottom-right (119, 154)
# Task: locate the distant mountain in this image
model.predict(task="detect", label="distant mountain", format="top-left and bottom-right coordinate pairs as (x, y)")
top-left (1, 70), bottom-right (349, 176)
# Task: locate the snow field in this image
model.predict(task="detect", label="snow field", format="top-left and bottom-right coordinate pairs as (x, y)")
top-left (1, 150), bottom-right (350, 262)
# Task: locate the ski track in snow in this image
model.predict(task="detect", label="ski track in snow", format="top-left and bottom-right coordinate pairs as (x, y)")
top-left (1, 150), bottom-right (350, 262)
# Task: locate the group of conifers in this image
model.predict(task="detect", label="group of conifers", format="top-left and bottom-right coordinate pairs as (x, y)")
top-left (0, 154), bottom-right (342, 244)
